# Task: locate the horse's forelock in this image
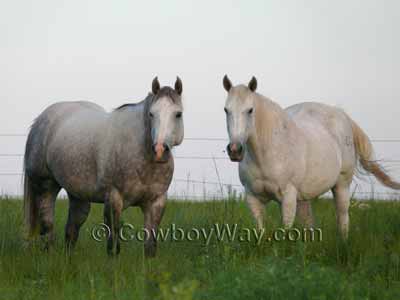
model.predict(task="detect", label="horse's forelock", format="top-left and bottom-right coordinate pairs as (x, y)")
top-left (153, 87), bottom-right (182, 104)
top-left (230, 85), bottom-right (253, 101)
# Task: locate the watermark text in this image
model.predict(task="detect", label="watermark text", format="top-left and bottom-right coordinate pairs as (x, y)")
top-left (91, 223), bottom-right (322, 245)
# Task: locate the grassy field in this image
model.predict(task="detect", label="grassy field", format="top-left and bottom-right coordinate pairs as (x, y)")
top-left (0, 197), bottom-right (400, 300)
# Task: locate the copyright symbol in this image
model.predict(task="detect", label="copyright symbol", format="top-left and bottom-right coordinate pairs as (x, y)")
top-left (91, 223), bottom-right (111, 242)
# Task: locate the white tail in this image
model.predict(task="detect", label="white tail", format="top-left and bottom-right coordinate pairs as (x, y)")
top-left (350, 118), bottom-right (400, 190)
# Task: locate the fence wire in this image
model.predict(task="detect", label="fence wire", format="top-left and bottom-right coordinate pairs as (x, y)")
top-left (1, 134), bottom-right (400, 199)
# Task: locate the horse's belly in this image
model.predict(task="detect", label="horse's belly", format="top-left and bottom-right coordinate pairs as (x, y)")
top-left (298, 152), bottom-right (342, 199)
top-left (298, 178), bottom-right (336, 200)
top-left (57, 172), bottom-right (99, 201)
top-left (47, 146), bottom-right (98, 197)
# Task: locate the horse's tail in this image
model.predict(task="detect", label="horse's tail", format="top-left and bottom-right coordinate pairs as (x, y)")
top-left (350, 118), bottom-right (400, 190)
top-left (23, 172), bottom-right (39, 237)
top-left (23, 126), bottom-right (40, 238)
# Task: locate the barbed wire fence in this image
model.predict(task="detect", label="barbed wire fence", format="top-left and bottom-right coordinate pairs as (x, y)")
top-left (1, 134), bottom-right (400, 200)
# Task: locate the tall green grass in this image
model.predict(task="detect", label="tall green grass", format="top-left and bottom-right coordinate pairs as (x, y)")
top-left (0, 197), bottom-right (399, 299)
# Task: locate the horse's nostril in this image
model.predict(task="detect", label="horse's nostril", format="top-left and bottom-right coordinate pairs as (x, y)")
top-left (163, 143), bottom-right (170, 152)
top-left (228, 143), bottom-right (243, 154)
top-left (237, 144), bottom-right (243, 153)
top-left (230, 143), bottom-right (239, 152)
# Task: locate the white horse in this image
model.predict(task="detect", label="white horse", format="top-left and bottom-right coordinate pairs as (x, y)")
top-left (223, 75), bottom-right (400, 237)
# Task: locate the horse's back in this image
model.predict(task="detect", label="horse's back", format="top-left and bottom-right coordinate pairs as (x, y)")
top-left (25, 101), bottom-right (107, 190)
top-left (285, 102), bottom-right (356, 196)
top-left (286, 102), bottom-right (353, 148)
top-left (38, 101), bottom-right (104, 123)
top-left (29, 101), bottom-right (106, 140)
top-left (27, 101), bottom-right (106, 146)
top-left (48, 101), bottom-right (108, 140)
top-left (286, 102), bottom-right (346, 125)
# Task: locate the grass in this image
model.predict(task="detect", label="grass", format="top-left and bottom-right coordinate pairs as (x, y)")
top-left (0, 197), bottom-right (400, 299)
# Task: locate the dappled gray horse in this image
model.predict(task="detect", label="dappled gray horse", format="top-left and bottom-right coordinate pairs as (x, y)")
top-left (222, 75), bottom-right (400, 238)
top-left (24, 77), bottom-right (184, 256)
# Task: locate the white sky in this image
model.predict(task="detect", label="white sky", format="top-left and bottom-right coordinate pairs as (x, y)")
top-left (1, 0), bottom-right (399, 198)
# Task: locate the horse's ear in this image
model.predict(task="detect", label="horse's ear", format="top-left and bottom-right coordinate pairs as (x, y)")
top-left (248, 76), bottom-right (257, 92)
top-left (223, 75), bottom-right (232, 92)
top-left (152, 76), bottom-right (160, 95)
top-left (175, 76), bottom-right (183, 95)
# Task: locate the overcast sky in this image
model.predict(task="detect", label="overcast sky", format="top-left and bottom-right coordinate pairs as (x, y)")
top-left (1, 0), bottom-right (399, 198)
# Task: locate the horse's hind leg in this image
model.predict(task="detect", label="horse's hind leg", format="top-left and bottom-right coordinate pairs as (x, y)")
top-left (37, 182), bottom-right (60, 249)
top-left (65, 194), bottom-right (91, 250)
top-left (280, 184), bottom-right (298, 229)
top-left (296, 201), bottom-right (314, 227)
top-left (332, 184), bottom-right (350, 239)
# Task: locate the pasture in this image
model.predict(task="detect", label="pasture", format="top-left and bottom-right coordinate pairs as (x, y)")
top-left (0, 196), bottom-right (399, 299)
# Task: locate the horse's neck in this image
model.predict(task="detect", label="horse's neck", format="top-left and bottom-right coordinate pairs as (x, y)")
top-left (247, 96), bottom-right (296, 162)
top-left (109, 96), bottom-right (153, 157)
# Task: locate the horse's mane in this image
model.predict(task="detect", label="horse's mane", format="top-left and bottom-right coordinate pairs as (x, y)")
top-left (252, 91), bottom-right (290, 143)
top-left (113, 88), bottom-right (181, 160)
top-left (230, 85), bottom-right (289, 143)
top-left (114, 93), bottom-right (154, 111)
top-left (114, 87), bottom-right (180, 112)
top-left (114, 103), bottom-right (140, 110)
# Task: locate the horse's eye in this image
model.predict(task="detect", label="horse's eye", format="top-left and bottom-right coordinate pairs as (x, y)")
top-left (248, 108), bottom-right (253, 115)
top-left (149, 112), bottom-right (154, 118)
top-left (224, 108), bottom-right (228, 114)
top-left (176, 112), bottom-right (182, 118)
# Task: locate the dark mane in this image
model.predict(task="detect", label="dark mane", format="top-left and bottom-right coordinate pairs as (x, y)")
top-left (114, 88), bottom-right (180, 112)
top-left (114, 93), bottom-right (153, 111)
top-left (114, 103), bottom-right (139, 110)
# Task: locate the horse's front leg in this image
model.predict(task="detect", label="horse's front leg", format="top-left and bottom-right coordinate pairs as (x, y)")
top-left (141, 194), bottom-right (166, 258)
top-left (280, 184), bottom-right (297, 229)
top-left (104, 188), bottom-right (123, 255)
top-left (245, 193), bottom-right (266, 230)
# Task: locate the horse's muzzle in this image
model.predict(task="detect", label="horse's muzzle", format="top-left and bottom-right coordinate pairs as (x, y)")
top-left (227, 143), bottom-right (244, 162)
top-left (152, 143), bottom-right (170, 163)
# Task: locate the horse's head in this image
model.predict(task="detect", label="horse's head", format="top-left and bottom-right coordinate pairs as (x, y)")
top-left (222, 75), bottom-right (258, 162)
top-left (148, 76), bottom-right (184, 163)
